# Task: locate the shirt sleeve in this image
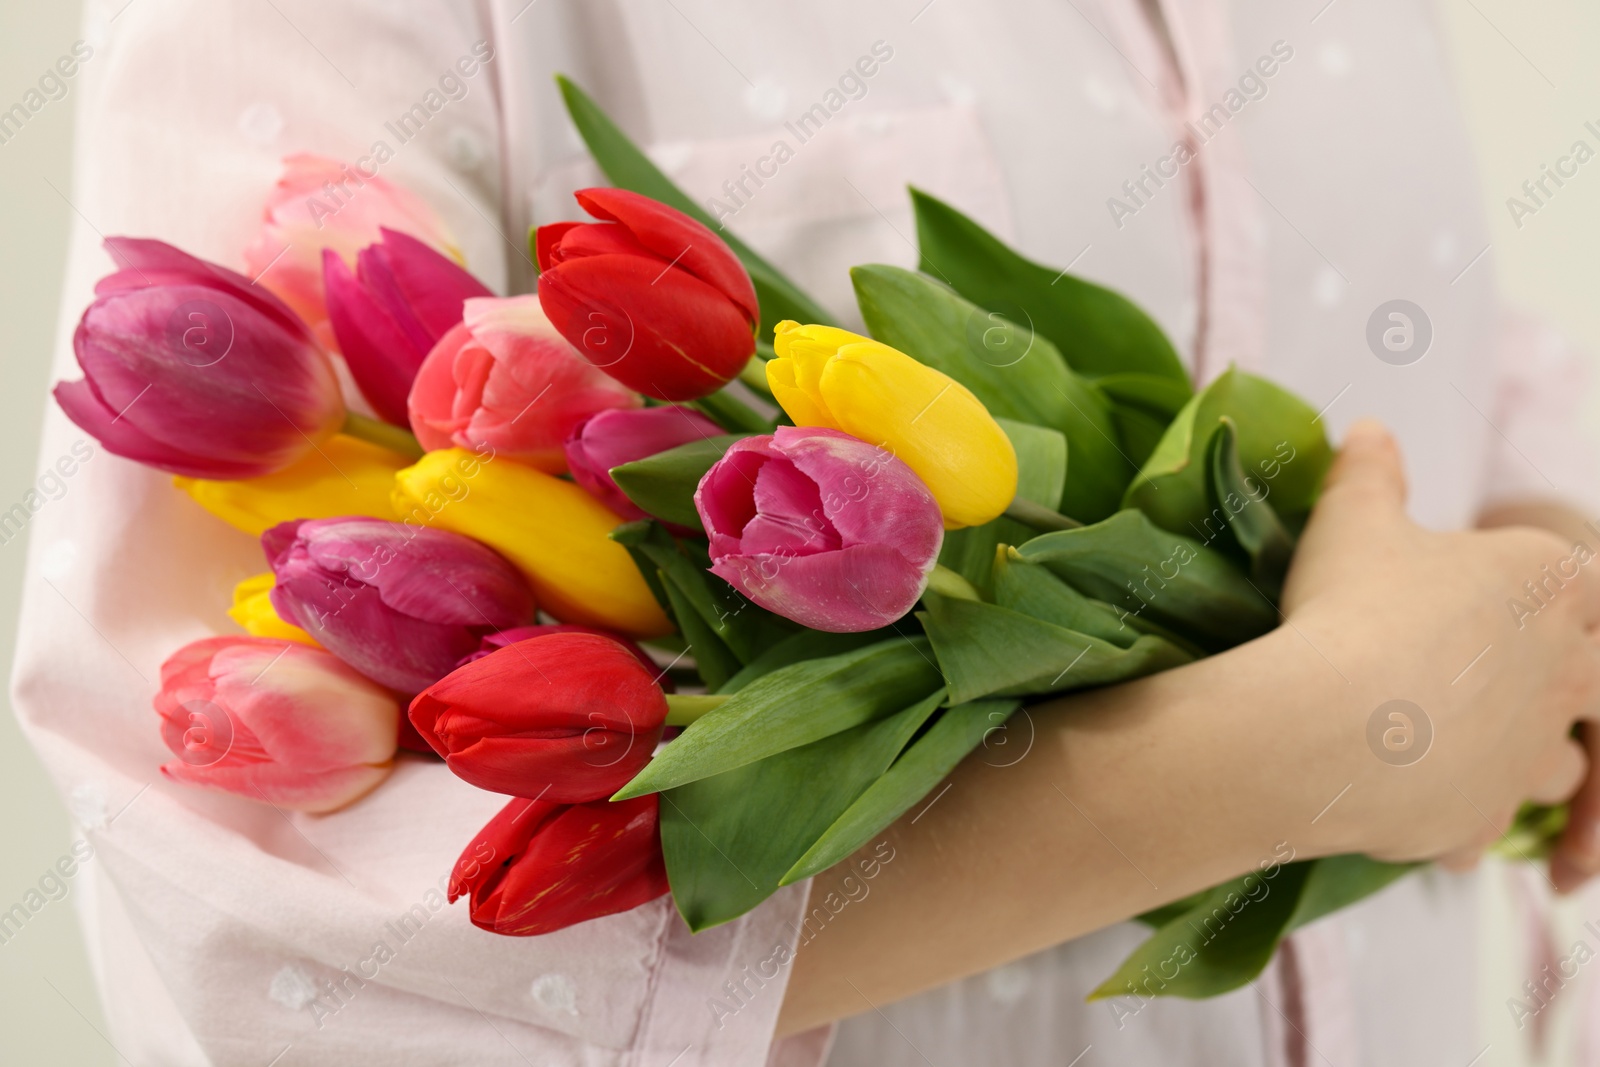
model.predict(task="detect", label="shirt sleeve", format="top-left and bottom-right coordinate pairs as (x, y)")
top-left (1480, 306), bottom-right (1600, 518)
top-left (13, 1), bottom-right (815, 1063)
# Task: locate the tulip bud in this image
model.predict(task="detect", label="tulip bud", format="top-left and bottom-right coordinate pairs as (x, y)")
top-left (766, 321), bottom-right (1018, 529)
top-left (54, 238), bottom-right (345, 479)
top-left (411, 631), bottom-right (667, 801)
top-left (535, 188), bottom-right (758, 401)
top-left (243, 154), bottom-right (459, 351)
top-left (155, 636), bottom-right (400, 812)
top-left (264, 517), bottom-right (536, 694)
top-left (449, 793), bottom-right (669, 936)
top-left (392, 448), bottom-right (672, 637)
top-left (564, 406), bottom-right (722, 520)
top-left (175, 434), bottom-right (409, 537)
top-left (229, 572), bottom-right (316, 644)
top-left (323, 228), bottom-right (494, 426)
top-left (695, 427), bottom-right (943, 632)
top-left (408, 295), bottom-right (639, 471)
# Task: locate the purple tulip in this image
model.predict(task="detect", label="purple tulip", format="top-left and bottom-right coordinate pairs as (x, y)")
top-left (695, 427), bottom-right (944, 632)
top-left (54, 237), bottom-right (344, 479)
top-left (264, 517), bottom-right (536, 694)
top-left (565, 406), bottom-right (722, 521)
top-left (323, 228), bottom-right (494, 426)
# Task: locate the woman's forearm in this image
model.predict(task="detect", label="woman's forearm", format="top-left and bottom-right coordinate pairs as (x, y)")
top-left (776, 623), bottom-right (1342, 1035)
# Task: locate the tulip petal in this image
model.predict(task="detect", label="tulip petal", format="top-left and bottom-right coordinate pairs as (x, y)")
top-left (574, 188), bottom-right (759, 326)
top-left (102, 236), bottom-right (313, 345)
top-left (739, 456), bottom-right (838, 555)
top-left (324, 249), bottom-right (421, 425)
top-left (372, 227), bottom-right (493, 340)
top-left (711, 542), bottom-right (930, 633)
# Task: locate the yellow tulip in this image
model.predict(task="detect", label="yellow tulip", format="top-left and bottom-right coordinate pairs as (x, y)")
top-left (175, 434), bottom-right (409, 537)
top-left (392, 448), bottom-right (672, 638)
top-left (766, 321), bottom-right (1018, 529)
top-left (228, 572), bottom-right (317, 645)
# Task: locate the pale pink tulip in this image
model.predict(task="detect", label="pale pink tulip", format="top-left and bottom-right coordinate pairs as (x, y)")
top-left (155, 636), bottom-right (400, 812)
top-left (243, 154), bottom-right (457, 352)
top-left (408, 295), bottom-right (639, 471)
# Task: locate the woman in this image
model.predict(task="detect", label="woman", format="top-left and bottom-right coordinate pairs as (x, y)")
top-left (17, 0), bottom-right (1600, 1063)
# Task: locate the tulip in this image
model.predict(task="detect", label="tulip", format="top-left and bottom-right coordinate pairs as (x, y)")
top-left (535, 188), bottom-right (758, 401)
top-left (323, 228), bottom-right (494, 426)
top-left (449, 793), bottom-right (669, 936)
top-left (696, 427), bottom-right (944, 632)
top-left (175, 434), bottom-right (409, 536)
top-left (460, 624), bottom-right (662, 680)
top-left (155, 636), bottom-right (399, 812)
top-left (564, 406), bottom-right (722, 520)
top-left (766, 321), bottom-right (1018, 529)
top-left (392, 448), bottom-right (672, 637)
top-left (408, 295), bottom-right (639, 470)
top-left (243, 154), bottom-right (458, 351)
top-left (54, 237), bottom-right (345, 479)
top-left (410, 631), bottom-right (667, 800)
top-left (264, 517), bottom-right (536, 694)
top-left (229, 572), bottom-right (316, 644)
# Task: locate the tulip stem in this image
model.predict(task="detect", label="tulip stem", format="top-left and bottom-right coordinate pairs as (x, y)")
top-left (925, 565), bottom-right (981, 602)
top-left (689, 392), bottom-right (771, 434)
top-left (664, 693), bottom-right (729, 726)
top-left (1003, 497), bottom-right (1084, 532)
top-left (738, 351), bottom-right (774, 398)
top-left (341, 412), bottom-right (425, 460)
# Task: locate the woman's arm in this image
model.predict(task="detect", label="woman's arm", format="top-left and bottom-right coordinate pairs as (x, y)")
top-left (778, 421), bottom-right (1600, 1034)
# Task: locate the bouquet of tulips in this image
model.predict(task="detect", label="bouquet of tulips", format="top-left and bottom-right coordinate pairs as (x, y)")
top-left (56, 78), bottom-right (1519, 1003)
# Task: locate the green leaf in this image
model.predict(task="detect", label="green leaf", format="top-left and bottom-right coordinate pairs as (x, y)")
top-left (1091, 862), bottom-right (1311, 1001)
top-left (610, 434), bottom-right (749, 533)
top-left (782, 698), bottom-right (1019, 884)
top-left (937, 418), bottom-right (1067, 593)
top-left (1013, 510), bottom-right (1276, 651)
top-left (659, 577), bottom-right (740, 692)
top-left (909, 187), bottom-right (1190, 387)
top-left (555, 75), bottom-right (832, 336)
top-left (919, 593), bottom-right (1193, 703)
top-left (1206, 419), bottom-right (1294, 603)
top-left (1124, 367), bottom-right (1333, 539)
top-left (616, 637), bottom-right (943, 797)
top-left (993, 551), bottom-right (1201, 655)
top-left (1286, 854), bottom-right (1418, 931)
top-left (717, 628), bottom-right (893, 695)
top-left (1099, 373), bottom-right (1192, 469)
top-left (852, 264), bottom-right (1128, 521)
top-left (660, 690), bottom-right (946, 930)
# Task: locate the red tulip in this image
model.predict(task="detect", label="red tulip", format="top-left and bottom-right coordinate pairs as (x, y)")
top-left (323, 228), bottom-right (493, 426)
top-left (459, 624), bottom-right (662, 680)
top-left (408, 631), bottom-right (667, 802)
top-left (535, 188), bottom-right (758, 401)
top-left (450, 793), bottom-right (668, 936)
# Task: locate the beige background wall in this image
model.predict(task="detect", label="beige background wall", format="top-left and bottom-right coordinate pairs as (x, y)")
top-left (0, 1), bottom-right (1596, 1063)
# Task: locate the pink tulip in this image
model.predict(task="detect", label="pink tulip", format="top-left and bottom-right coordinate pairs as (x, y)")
top-left (565, 407), bottom-right (722, 520)
top-left (243, 153), bottom-right (458, 351)
top-left (54, 237), bottom-right (345, 479)
top-left (408, 295), bottom-right (639, 471)
top-left (695, 427), bottom-right (944, 632)
top-left (155, 636), bottom-right (400, 812)
top-left (323, 228), bottom-right (493, 426)
top-left (265, 517), bottom-right (536, 694)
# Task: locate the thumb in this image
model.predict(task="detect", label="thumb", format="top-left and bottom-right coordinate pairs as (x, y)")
top-left (1318, 419), bottom-right (1408, 517)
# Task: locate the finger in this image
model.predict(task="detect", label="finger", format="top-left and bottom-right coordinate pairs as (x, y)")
top-left (1529, 736), bottom-right (1587, 806)
top-left (1320, 419), bottom-right (1408, 514)
top-left (1553, 727), bottom-right (1600, 894)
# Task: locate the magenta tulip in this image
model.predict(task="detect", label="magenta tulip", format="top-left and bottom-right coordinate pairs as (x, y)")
top-left (155, 636), bottom-right (400, 812)
top-left (535, 188), bottom-right (758, 401)
top-left (565, 406), bottom-right (722, 521)
top-left (54, 237), bottom-right (345, 479)
top-left (323, 228), bottom-right (493, 426)
top-left (408, 295), bottom-right (639, 471)
top-left (264, 517), bottom-right (536, 694)
top-left (695, 427), bottom-right (944, 632)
